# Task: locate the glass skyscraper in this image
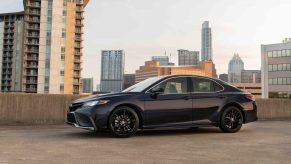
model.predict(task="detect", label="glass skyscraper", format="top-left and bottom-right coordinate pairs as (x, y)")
top-left (201, 21), bottom-right (212, 61)
top-left (228, 53), bottom-right (244, 83)
top-left (100, 50), bottom-right (125, 93)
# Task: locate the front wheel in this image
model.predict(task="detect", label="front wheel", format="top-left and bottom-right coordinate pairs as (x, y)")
top-left (108, 106), bottom-right (139, 138)
top-left (219, 106), bottom-right (243, 133)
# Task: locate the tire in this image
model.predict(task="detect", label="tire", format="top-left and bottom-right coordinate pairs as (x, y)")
top-left (219, 106), bottom-right (243, 133)
top-left (108, 106), bottom-right (139, 138)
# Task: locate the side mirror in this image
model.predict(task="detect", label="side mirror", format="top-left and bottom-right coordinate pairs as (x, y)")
top-left (151, 87), bottom-right (164, 95)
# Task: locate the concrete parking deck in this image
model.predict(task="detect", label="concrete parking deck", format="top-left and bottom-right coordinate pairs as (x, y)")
top-left (0, 121), bottom-right (290, 164)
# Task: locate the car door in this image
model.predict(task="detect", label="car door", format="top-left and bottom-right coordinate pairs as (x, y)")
top-left (191, 77), bottom-right (225, 124)
top-left (143, 77), bottom-right (193, 127)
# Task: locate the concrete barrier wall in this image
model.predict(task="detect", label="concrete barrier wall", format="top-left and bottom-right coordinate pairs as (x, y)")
top-left (0, 93), bottom-right (83, 124)
top-left (0, 93), bottom-right (290, 125)
top-left (256, 98), bottom-right (291, 120)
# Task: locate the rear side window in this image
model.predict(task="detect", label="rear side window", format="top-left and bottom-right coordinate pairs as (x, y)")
top-left (192, 78), bottom-right (223, 92)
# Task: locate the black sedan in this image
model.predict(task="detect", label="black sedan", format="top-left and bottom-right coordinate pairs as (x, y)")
top-left (67, 75), bottom-right (257, 137)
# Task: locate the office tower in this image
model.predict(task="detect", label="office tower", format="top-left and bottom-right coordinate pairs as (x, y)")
top-left (241, 70), bottom-right (261, 83)
top-left (123, 74), bottom-right (135, 89)
top-left (261, 39), bottom-right (291, 98)
top-left (219, 73), bottom-right (228, 82)
top-left (135, 60), bottom-right (217, 83)
top-left (178, 49), bottom-right (199, 66)
top-left (228, 53), bottom-right (244, 83)
top-left (0, 12), bottom-right (25, 92)
top-left (151, 56), bottom-right (169, 66)
top-left (201, 21), bottom-right (212, 61)
top-left (100, 50), bottom-right (125, 93)
top-left (0, 0), bottom-right (89, 94)
top-left (82, 78), bottom-right (93, 94)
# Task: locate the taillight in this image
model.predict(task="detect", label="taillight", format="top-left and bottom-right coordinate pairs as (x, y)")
top-left (245, 94), bottom-right (255, 101)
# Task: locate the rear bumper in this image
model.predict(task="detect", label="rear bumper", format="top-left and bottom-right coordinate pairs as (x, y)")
top-left (67, 112), bottom-right (97, 131)
top-left (244, 103), bottom-right (258, 123)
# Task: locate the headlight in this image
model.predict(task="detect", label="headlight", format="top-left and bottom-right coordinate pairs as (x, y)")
top-left (82, 100), bottom-right (110, 107)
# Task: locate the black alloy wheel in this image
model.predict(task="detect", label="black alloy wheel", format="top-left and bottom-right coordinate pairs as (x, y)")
top-left (109, 106), bottom-right (139, 138)
top-left (219, 106), bottom-right (243, 133)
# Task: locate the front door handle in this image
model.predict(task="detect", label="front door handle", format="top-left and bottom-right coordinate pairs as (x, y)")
top-left (183, 96), bottom-right (192, 100)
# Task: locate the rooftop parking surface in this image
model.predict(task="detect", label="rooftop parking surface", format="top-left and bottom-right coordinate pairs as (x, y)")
top-left (0, 121), bottom-right (290, 164)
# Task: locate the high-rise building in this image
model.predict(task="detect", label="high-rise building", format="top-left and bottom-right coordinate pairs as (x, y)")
top-left (82, 78), bottom-right (93, 94)
top-left (0, 0), bottom-right (90, 94)
top-left (219, 73), bottom-right (228, 82)
top-left (241, 70), bottom-right (261, 83)
top-left (0, 12), bottom-right (25, 92)
top-left (228, 53), bottom-right (244, 83)
top-left (201, 21), bottom-right (212, 61)
top-left (178, 49), bottom-right (199, 66)
top-left (123, 74), bottom-right (135, 89)
top-left (100, 50), bottom-right (125, 93)
top-left (151, 56), bottom-right (169, 66)
top-left (135, 60), bottom-right (217, 83)
top-left (261, 39), bottom-right (291, 98)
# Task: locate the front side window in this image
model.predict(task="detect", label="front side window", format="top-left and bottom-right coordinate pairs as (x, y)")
top-left (192, 78), bottom-right (223, 92)
top-left (153, 77), bottom-right (188, 94)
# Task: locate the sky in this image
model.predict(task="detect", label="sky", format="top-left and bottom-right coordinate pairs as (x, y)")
top-left (2, 0), bottom-right (291, 88)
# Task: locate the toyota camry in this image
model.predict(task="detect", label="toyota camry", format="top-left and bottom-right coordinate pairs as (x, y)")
top-left (67, 75), bottom-right (257, 138)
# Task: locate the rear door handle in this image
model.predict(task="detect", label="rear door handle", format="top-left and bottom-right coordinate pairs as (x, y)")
top-left (218, 95), bottom-right (226, 99)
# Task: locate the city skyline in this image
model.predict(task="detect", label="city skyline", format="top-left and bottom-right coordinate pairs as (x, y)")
top-left (2, 0), bottom-right (291, 87)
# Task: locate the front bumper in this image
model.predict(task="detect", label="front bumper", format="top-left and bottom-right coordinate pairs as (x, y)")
top-left (66, 112), bottom-right (97, 131)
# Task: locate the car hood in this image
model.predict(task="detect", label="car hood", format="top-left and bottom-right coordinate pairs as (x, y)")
top-left (72, 92), bottom-right (138, 104)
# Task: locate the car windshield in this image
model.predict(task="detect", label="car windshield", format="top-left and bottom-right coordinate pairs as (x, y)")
top-left (122, 76), bottom-right (165, 92)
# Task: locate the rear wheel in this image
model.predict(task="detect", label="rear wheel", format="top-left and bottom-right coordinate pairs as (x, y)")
top-left (108, 106), bottom-right (139, 138)
top-left (219, 106), bottom-right (243, 133)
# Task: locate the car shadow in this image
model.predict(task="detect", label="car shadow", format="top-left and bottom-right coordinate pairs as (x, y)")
top-left (61, 127), bottom-right (222, 139)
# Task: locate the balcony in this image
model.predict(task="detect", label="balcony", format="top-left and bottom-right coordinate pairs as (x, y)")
top-left (5, 30), bottom-right (13, 34)
top-left (75, 36), bottom-right (83, 41)
top-left (4, 42), bottom-right (13, 45)
top-left (3, 59), bottom-right (12, 64)
top-left (26, 3), bottom-right (41, 8)
top-left (74, 66), bottom-right (81, 70)
top-left (1, 82), bottom-right (11, 87)
top-left (26, 72), bottom-right (38, 76)
top-left (4, 24), bottom-right (14, 28)
top-left (75, 30), bottom-right (83, 34)
top-left (26, 57), bottom-right (38, 61)
top-left (76, 15), bottom-right (84, 20)
top-left (26, 49), bottom-right (39, 53)
top-left (27, 33), bottom-right (39, 38)
top-left (28, 11), bottom-right (40, 15)
top-left (27, 18), bottom-right (40, 23)
top-left (74, 59), bottom-right (82, 63)
top-left (73, 74), bottom-right (80, 78)
top-left (74, 44), bottom-right (82, 48)
top-left (73, 82), bottom-right (80, 85)
top-left (25, 80), bottom-right (37, 84)
top-left (26, 41), bottom-right (39, 45)
top-left (76, 8), bottom-right (84, 13)
top-left (74, 52), bottom-right (82, 56)
top-left (75, 22), bottom-right (84, 27)
top-left (3, 48), bottom-right (13, 52)
top-left (27, 26), bottom-right (40, 30)
top-left (3, 76), bottom-right (12, 81)
top-left (26, 65), bottom-right (38, 69)
top-left (4, 71), bottom-right (12, 75)
top-left (4, 36), bottom-right (13, 40)
top-left (26, 88), bottom-right (37, 93)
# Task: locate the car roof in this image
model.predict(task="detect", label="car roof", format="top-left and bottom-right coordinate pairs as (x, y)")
top-left (161, 74), bottom-right (217, 80)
